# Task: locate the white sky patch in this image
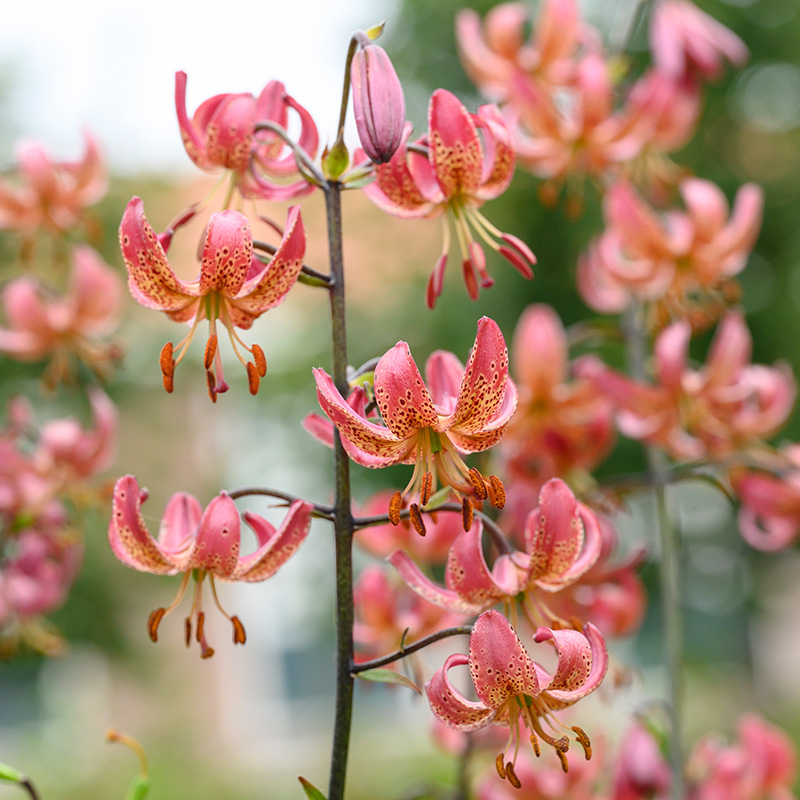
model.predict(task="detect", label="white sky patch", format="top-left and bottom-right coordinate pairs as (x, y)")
top-left (0, 0), bottom-right (394, 174)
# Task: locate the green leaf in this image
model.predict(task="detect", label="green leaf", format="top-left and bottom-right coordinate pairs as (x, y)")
top-left (298, 776), bottom-right (327, 800)
top-left (354, 668), bottom-right (422, 695)
top-left (0, 763), bottom-right (22, 783)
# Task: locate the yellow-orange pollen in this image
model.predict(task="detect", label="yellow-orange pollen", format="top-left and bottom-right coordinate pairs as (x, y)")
top-left (145, 569), bottom-right (247, 659)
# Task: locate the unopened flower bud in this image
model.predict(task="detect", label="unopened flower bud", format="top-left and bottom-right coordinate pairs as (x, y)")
top-left (350, 43), bottom-right (405, 164)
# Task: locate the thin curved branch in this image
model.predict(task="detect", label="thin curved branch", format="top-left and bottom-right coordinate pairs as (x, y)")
top-left (20, 779), bottom-right (40, 800)
top-left (227, 486), bottom-right (334, 520)
top-left (253, 120), bottom-right (326, 185)
top-left (351, 625), bottom-right (473, 673)
top-left (252, 239), bottom-right (333, 287)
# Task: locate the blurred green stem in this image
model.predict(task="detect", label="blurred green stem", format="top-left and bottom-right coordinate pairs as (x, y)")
top-left (325, 179), bottom-right (355, 800)
top-left (623, 305), bottom-right (685, 800)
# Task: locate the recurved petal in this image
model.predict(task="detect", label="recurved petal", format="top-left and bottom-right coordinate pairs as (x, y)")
top-left (108, 475), bottom-right (176, 575)
top-left (474, 104), bottom-right (515, 199)
top-left (119, 197), bottom-right (198, 313)
top-left (450, 317), bottom-right (512, 434)
top-left (313, 368), bottom-right (415, 467)
top-left (535, 622), bottom-right (607, 705)
top-left (389, 550), bottom-right (486, 614)
top-left (469, 610), bottom-right (540, 708)
top-left (426, 652), bottom-right (497, 731)
top-left (157, 492), bottom-right (203, 557)
top-left (374, 342), bottom-right (439, 438)
top-left (446, 377), bottom-right (517, 452)
top-left (199, 210), bottom-right (253, 297)
top-left (174, 71), bottom-right (210, 169)
top-left (428, 89), bottom-right (483, 199)
top-left (232, 500), bottom-right (312, 581)
top-left (704, 312), bottom-right (752, 386)
top-left (512, 304), bottom-right (567, 395)
top-left (655, 320), bottom-right (691, 391)
top-left (425, 350), bottom-right (465, 416)
top-left (231, 205), bottom-right (305, 316)
top-left (182, 493), bottom-right (241, 577)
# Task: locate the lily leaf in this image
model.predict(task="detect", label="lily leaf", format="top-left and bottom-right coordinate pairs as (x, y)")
top-left (298, 776), bottom-right (327, 800)
top-left (354, 668), bottom-right (422, 695)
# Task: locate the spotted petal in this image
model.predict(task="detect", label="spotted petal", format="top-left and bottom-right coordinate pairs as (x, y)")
top-left (426, 652), bottom-right (497, 731)
top-left (469, 610), bottom-right (540, 709)
top-left (232, 500), bottom-right (312, 581)
top-left (182, 493), bottom-right (241, 577)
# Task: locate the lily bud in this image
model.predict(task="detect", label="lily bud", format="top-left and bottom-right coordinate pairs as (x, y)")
top-left (350, 43), bottom-right (405, 164)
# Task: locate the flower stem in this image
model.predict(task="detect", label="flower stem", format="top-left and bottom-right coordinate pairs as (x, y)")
top-left (324, 180), bottom-right (355, 800)
top-left (622, 305), bottom-right (685, 799)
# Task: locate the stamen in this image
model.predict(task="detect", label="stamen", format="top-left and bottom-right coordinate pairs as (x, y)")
top-left (572, 726), bottom-right (592, 760)
top-left (461, 497), bottom-right (474, 531)
top-left (468, 467), bottom-right (488, 500)
top-left (495, 754), bottom-right (506, 780)
top-left (505, 761), bottom-right (521, 789)
top-left (489, 475), bottom-right (506, 509)
top-left (530, 732), bottom-right (541, 757)
top-left (420, 471), bottom-right (433, 506)
top-left (206, 370), bottom-right (218, 403)
top-left (252, 344), bottom-right (267, 377)
top-left (159, 343), bottom-right (175, 393)
top-left (184, 617), bottom-right (192, 647)
top-left (409, 503), bottom-right (426, 536)
top-left (204, 335), bottom-right (218, 369)
top-left (556, 749), bottom-right (569, 774)
top-left (246, 362), bottom-right (260, 395)
top-left (388, 491), bottom-right (403, 526)
top-left (231, 616), bottom-right (246, 645)
top-left (147, 608), bottom-right (166, 642)
top-left (196, 612), bottom-right (205, 644)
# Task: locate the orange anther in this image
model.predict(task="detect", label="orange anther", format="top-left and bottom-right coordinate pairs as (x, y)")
top-left (185, 616), bottom-right (192, 647)
top-left (147, 608), bottom-right (166, 643)
top-left (159, 342), bottom-right (175, 393)
top-left (461, 496), bottom-right (474, 531)
top-left (206, 370), bottom-right (218, 403)
top-left (409, 503), bottom-right (426, 536)
top-left (420, 471), bottom-right (433, 506)
top-left (196, 611), bottom-right (205, 643)
top-left (572, 726), bottom-right (592, 760)
top-left (252, 344), bottom-right (267, 377)
top-left (495, 753), bottom-right (506, 780)
top-left (468, 467), bottom-right (488, 500)
top-left (388, 491), bottom-right (403, 526)
top-left (530, 732), bottom-right (541, 757)
top-left (556, 749), bottom-right (569, 774)
top-left (505, 760), bottom-right (521, 789)
top-left (247, 362), bottom-right (260, 395)
top-left (204, 335), bottom-right (218, 369)
top-left (489, 475), bottom-right (506, 509)
top-left (231, 616), bottom-right (246, 645)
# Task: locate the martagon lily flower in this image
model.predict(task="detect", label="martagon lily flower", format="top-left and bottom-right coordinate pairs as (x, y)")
top-left (119, 197), bottom-right (305, 399)
top-left (108, 475), bottom-right (312, 658)
top-left (362, 89), bottom-right (535, 307)
top-left (427, 609), bottom-right (607, 784)
top-left (313, 317), bottom-right (517, 533)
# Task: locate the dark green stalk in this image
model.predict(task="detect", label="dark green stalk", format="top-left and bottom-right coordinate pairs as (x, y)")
top-left (325, 180), bottom-right (355, 800)
top-left (351, 625), bottom-right (472, 673)
top-left (622, 305), bottom-right (685, 800)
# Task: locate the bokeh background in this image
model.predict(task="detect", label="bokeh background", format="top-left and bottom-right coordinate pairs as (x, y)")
top-left (2, 0), bottom-right (800, 797)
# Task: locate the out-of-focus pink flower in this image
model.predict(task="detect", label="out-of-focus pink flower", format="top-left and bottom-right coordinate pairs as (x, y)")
top-left (0, 245), bottom-right (122, 384)
top-left (578, 313), bottom-right (796, 461)
top-left (426, 610), bottom-right (607, 779)
top-left (503, 304), bottom-right (614, 479)
top-left (612, 720), bottom-right (672, 800)
top-left (353, 565), bottom-right (465, 665)
top-left (730, 445), bottom-right (800, 551)
top-left (175, 72), bottom-right (318, 201)
top-left (0, 132), bottom-right (106, 236)
top-left (313, 317), bottom-right (517, 530)
top-left (390, 479), bottom-right (602, 618)
top-left (690, 714), bottom-right (798, 800)
top-left (578, 179), bottom-right (763, 328)
top-left (456, 0), bottom-right (582, 102)
top-left (350, 41), bottom-right (405, 164)
top-left (649, 0), bottom-right (748, 82)
top-left (361, 90), bottom-right (535, 307)
top-left (108, 475), bottom-right (312, 658)
top-left (120, 197), bottom-right (305, 399)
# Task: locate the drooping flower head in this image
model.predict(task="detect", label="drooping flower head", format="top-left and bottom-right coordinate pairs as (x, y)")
top-left (108, 475), bottom-right (312, 658)
top-left (119, 197), bottom-right (305, 399)
top-left (427, 610), bottom-right (607, 784)
top-left (313, 317), bottom-right (517, 533)
top-left (362, 90), bottom-right (535, 307)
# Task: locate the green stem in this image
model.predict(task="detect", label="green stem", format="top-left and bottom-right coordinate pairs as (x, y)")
top-left (325, 180), bottom-right (355, 800)
top-left (351, 625), bottom-right (472, 673)
top-left (622, 306), bottom-right (685, 799)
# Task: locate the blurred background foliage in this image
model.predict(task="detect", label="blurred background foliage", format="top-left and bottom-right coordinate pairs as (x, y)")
top-left (2, 0), bottom-right (800, 798)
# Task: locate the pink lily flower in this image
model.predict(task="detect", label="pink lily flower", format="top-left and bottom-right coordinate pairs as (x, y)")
top-left (0, 245), bottom-right (122, 385)
top-left (0, 131), bottom-right (106, 237)
top-left (690, 714), bottom-right (798, 800)
top-left (175, 72), bottom-right (319, 201)
top-left (426, 609), bottom-right (607, 781)
top-left (313, 317), bottom-right (517, 532)
top-left (730, 445), bottom-right (800, 552)
top-left (649, 0), bottom-right (748, 83)
top-left (503, 304), bottom-right (614, 479)
top-left (361, 89), bottom-right (535, 307)
top-left (578, 178), bottom-right (763, 327)
top-left (119, 197), bottom-right (305, 399)
top-left (578, 313), bottom-right (796, 460)
top-left (456, 0), bottom-right (582, 102)
top-left (612, 720), bottom-right (672, 800)
top-left (390, 478), bottom-right (602, 617)
top-left (108, 475), bottom-right (312, 658)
